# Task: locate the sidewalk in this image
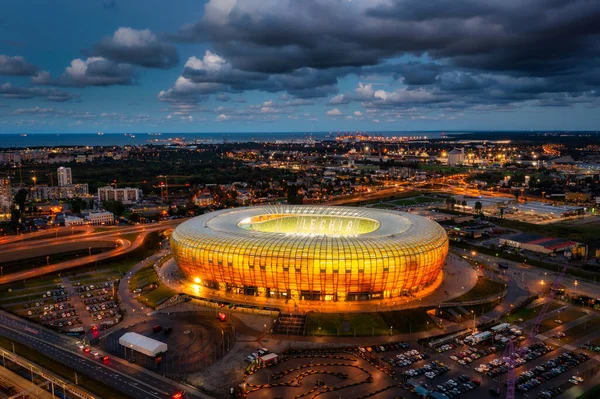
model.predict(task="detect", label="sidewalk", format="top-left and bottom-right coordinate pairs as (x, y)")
top-left (158, 252), bottom-right (479, 314)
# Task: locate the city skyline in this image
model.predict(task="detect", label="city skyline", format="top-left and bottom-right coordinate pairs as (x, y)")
top-left (0, 0), bottom-right (599, 133)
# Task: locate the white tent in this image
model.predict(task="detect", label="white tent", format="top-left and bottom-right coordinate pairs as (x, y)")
top-left (119, 332), bottom-right (167, 357)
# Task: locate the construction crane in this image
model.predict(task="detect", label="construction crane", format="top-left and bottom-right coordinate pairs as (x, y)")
top-left (157, 175), bottom-right (190, 202)
top-left (502, 258), bottom-right (569, 398)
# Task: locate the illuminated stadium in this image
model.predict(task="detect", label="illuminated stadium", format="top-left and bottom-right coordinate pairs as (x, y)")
top-left (170, 205), bottom-right (448, 302)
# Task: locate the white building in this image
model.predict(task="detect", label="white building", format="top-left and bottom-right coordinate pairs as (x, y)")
top-left (84, 211), bottom-right (114, 225)
top-left (57, 167), bottom-right (72, 186)
top-left (64, 216), bottom-right (85, 227)
top-left (447, 149), bottom-right (465, 166)
top-left (119, 332), bottom-right (167, 357)
top-left (98, 186), bottom-right (142, 204)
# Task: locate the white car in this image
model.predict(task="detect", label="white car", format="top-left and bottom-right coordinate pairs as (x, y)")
top-left (245, 355), bottom-right (255, 363)
top-left (91, 351), bottom-right (99, 357)
top-left (77, 344), bottom-right (85, 350)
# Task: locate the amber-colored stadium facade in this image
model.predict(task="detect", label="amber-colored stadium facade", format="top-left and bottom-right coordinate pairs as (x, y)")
top-left (170, 205), bottom-right (448, 301)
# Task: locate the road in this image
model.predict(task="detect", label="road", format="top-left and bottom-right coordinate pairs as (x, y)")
top-left (0, 310), bottom-right (212, 399)
top-left (0, 220), bottom-right (185, 285)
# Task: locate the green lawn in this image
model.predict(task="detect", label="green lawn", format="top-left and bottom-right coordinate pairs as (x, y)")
top-left (504, 301), bottom-right (562, 323)
top-left (138, 285), bottom-right (179, 308)
top-left (129, 264), bottom-right (160, 291)
top-left (306, 308), bottom-right (436, 336)
top-left (576, 384), bottom-right (600, 399)
top-left (561, 316), bottom-right (600, 344)
top-left (538, 307), bottom-right (585, 334)
top-left (451, 277), bottom-right (506, 302)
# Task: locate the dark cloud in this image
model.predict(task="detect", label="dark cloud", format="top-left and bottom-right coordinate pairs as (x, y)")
top-left (0, 55), bottom-right (38, 76)
top-left (0, 82), bottom-right (78, 102)
top-left (33, 57), bottom-right (134, 87)
top-left (90, 28), bottom-right (179, 69)
top-left (159, 51), bottom-right (343, 104)
top-left (167, 0), bottom-right (600, 109)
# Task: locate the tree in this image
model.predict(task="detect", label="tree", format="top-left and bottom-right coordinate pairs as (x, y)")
top-left (450, 197), bottom-right (457, 210)
top-left (286, 184), bottom-right (303, 205)
top-left (69, 198), bottom-right (85, 214)
top-left (445, 197), bottom-right (452, 210)
top-left (102, 200), bottom-right (125, 216)
top-left (474, 201), bottom-right (483, 214)
top-left (14, 189), bottom-right (28, 212)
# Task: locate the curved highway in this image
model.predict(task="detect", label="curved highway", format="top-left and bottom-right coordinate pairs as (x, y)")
top-left (0, 220), bottom-right (185, 285)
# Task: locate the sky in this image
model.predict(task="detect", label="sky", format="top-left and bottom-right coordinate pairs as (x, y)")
top-left (0, 0), bottom-right (599, 133)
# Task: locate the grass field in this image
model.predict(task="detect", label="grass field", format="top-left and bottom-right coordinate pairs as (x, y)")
top-left (538, 307), bottom-right (585, 334)
top-left (576, 384), bottom-right (600, 399)
top-left (561, 316), bottom-right (600, 344)
top-left (451, 277), bottom-right (506, 302)
top-left (504, 301), bottom-right (562, 323)
top-left (129, 264), bottom-right (160, 291)
top-left (390, 196), bottom-right (443, 206)
top-left (306, 308), bottom-right (436, 336)
top-left (138, 285), bottom-right (179, 308)
top-left (0, 336), bottom-right (133, 399)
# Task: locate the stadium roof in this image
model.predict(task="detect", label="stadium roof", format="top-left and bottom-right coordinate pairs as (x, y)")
top-left (118, 332), bottom-right (167, 357)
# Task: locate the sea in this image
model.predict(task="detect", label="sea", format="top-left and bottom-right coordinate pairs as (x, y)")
top-left (0, 131), bottom-right (454, 148)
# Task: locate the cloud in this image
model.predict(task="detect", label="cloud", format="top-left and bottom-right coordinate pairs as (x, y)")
top-left (0, 55), bottom-right (38, 76)
top-left (34, 57), bottom-right (134, 87)
top-left (0, 82), bottom-right (78, 102)
top-left (353, 110), bottom-right (362, 116)
top-left (166, 0), bottom-right (600, 109)
top-left (158, 50), bottom-right (342, 103)
top-left (329, 94), bottom-right (351, 105)
top-left (90, 28), bottom-right (179, 69)
top-left (326, 108), bottom-right (342, 116)
top-left (11, 106), bottom-right (56, 115)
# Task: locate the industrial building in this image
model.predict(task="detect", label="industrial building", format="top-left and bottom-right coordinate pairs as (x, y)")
top-left (499, 233), bottom-right (586, 257)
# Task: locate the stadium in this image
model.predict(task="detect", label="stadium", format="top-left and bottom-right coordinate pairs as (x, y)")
top-left (170, 205), bottom-right (448, 302)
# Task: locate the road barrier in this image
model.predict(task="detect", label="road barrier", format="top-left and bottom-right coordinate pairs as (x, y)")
top-left (0, 347), bottom-right (98, 399)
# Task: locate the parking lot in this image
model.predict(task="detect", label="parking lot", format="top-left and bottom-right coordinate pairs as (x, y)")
top-left (0, 266), bottom-right (123, 334)
top-left (236, 309), bottom-right (600, 399)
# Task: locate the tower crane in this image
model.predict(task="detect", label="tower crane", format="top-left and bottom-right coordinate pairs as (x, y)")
top-left (157, 175), bottom-right (190, 202)
top-left (501, 258), bottom-right (569, 398)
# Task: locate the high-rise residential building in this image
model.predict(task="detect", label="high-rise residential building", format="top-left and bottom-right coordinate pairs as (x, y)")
top-left (57, 167), bottom-right (72, 186)
top-left (0, 177), bottom-right (12, 215)
top-left (98, 186), bottom-right (142, 204)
